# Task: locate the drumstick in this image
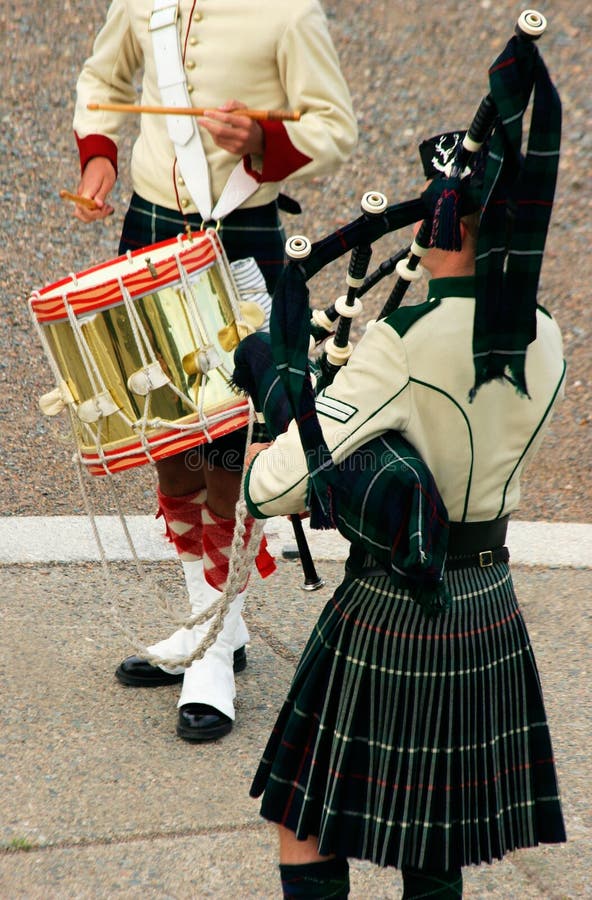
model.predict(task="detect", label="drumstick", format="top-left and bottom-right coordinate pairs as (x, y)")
top-left (87, 102), bottom-right (301, 122)
top-left (59, 190), bottom-right (99, 211)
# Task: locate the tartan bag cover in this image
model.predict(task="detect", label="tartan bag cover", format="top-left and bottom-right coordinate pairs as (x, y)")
top-left (416, 35), bottom-right (561, 401)
top-left (471, 35), bottom-right (561, 399)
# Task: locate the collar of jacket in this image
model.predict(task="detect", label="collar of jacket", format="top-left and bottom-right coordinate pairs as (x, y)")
top-left (427, 275), bottom-right (476, 301)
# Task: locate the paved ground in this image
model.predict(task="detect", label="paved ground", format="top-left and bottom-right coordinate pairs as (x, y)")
top-left (1, 521), bottom-right (590, 899)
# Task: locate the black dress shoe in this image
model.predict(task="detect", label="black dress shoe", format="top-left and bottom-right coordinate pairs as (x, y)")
top-left (177, 703), bottom-right (233, 742)
top-left (115, 645), bottom-right (247, 687)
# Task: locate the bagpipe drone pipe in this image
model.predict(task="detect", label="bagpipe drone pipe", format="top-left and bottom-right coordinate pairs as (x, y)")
top-left (232, 10), bottom-right (559, 614)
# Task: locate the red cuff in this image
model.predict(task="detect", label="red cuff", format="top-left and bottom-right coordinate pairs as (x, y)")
top-left (75, 132), bottom-right (118, 176)
top-left (245, 121), bottom-right (312, 183)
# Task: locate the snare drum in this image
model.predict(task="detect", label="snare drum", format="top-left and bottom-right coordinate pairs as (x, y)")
top-left (30, 230), bottom-right (257, 475)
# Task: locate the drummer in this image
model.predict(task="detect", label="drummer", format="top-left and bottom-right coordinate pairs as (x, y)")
top-left (70, 0), bottom-right (357, 742)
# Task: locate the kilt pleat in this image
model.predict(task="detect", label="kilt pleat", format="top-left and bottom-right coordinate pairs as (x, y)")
top-left (250, 561), bottom-right (566, 869)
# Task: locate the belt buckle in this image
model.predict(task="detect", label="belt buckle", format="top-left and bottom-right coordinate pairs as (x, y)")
top-left (479, 550), bottom-right (494, 568)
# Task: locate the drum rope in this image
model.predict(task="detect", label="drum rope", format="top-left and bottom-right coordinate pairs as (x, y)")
top-left (175, 251), bottom-right (229, 440)
top-left (73, 400), bottom-right (264, 670)
top-left (117, 273), bottom-right (213, 444)
top-left (134, 391), bottom-right (159, 466)
top-left (114, 276), bottom-right (172, 460)
top-left (64, 300), bottom-right (106, 397)
top-left (62, 298), bottom-right (144, 448)
top-left (117, 277), bottom-right (154, 369)
top-left (115, 272), bottom-right (205, 446)
top-left (207, 229), bottom-right (244, 322)
top-left (176, 253), bottom-right (213, 358)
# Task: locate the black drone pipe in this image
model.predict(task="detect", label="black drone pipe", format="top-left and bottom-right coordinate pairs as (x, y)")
top-left (356, 246), bottom-right (411, 299)
top-left (313, 191), bottom-right (391, 388)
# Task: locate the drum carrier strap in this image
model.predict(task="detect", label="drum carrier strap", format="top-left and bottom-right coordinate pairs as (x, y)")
top-left (149, 0), bottom-right (261, 221)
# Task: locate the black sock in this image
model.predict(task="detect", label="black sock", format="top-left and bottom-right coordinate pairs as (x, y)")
top-left (279, 857), bottom-right (350, 898)
top-left (401, 866), bottom-right (463, 899)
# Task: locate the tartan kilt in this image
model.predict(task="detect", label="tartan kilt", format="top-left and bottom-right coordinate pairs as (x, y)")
top-left (118, 193), bottom-right (286, 291)
top-left (250, 558), bottom-right (566, 870)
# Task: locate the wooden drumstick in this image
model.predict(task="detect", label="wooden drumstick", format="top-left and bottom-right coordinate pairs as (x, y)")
top-left (59, 190), bottom-right (99, 211)
top-left (87, 102), bottom-right (301, 121)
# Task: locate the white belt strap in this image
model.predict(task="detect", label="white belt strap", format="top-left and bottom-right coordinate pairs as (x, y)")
top-left (150, 0), bottom-right (261, 221)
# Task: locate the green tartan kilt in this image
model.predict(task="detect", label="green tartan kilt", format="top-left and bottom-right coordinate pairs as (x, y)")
top-left (250, 558), bottom-right (566, 870)
top-left (119, 193), bottom-right (286, 291)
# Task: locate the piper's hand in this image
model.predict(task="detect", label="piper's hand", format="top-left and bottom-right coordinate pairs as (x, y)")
top-left (74, 156), bottom-right (116, 223)
top-left (244, 441), bottom-right (272, 470)
top-left (198, 100), bottom-right (264, 156)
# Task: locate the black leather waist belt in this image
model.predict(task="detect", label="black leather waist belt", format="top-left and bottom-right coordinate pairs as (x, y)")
top-left (346, 543), bottom-right (510, 580)
top-left (446, 546), bottom-right (510, 570)
top-left (446, 516), bottom-right (510, 570)
top-left (346, 517), bottom-right (511, 580)
top-left (447, 517), bottom-right (509, 554)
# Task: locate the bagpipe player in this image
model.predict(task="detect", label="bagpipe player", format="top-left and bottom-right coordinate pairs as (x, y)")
top-left (239, 26), bottom-right (567, 898)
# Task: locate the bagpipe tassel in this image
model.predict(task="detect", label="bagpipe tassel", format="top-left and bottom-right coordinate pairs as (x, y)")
top-left (424, 178), bottom-right (463, 251)
top-left (430, 183), bottom-right (462, 251)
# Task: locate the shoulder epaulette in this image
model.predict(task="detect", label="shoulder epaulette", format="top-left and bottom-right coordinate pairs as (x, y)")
top-left (384, 298), bottom-right (442, 338)
top-left (537, 304), bottom-right (553, 320)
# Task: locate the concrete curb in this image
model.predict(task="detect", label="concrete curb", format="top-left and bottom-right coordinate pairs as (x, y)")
top-left (1, 515), bottom-right (591, 568)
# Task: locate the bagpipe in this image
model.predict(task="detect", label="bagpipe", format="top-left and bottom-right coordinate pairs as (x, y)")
top-left (233, 10), bottom-right (560, 614)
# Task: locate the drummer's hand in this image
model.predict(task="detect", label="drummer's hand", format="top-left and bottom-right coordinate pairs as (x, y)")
top-left (244, 441), bottom-right (272, 470)
top-left (198, 100), bottom-right (264, 157)
top-left (74, 157), bottom-right (116, 223)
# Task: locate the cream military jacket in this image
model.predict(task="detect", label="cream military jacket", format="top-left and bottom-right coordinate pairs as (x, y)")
top-left (74, 0), bottom-right (357, 214)
top-left (245, 276), bottom-right (566, 523)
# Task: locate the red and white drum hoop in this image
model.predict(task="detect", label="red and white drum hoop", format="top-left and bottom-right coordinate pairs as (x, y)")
top-left (30, 230), bottom-right (254, 475)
